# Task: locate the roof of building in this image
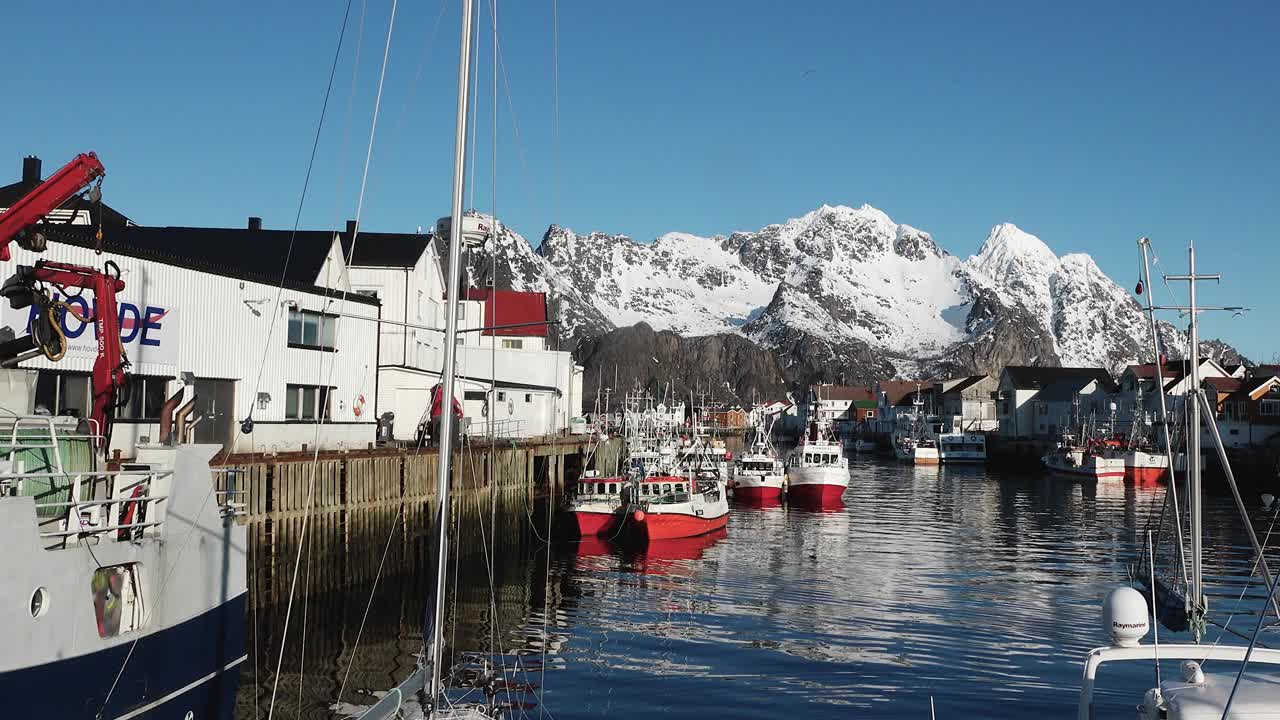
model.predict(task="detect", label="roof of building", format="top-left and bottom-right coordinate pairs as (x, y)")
top-left (0, 155), bottom-right (134, 230)
top-left (813, 384), bottom-right (875, 402)
top-left (1252, 365), bottom-right (1280, 380)
top-left (464, 289), bottom-right (548, 337)
top-left (43, 224), bottom-right (379, 305)
top-left (1203, 376), bottom-right (1244, 394)
top-left (877, 380), bottom-right (926, 406)
top-left (1125, 361), bottom-right (1192, 380)
top-left (1224, 376), bottom-right (1280, 402)
top-left (942, 375), bottom-right (990, 394)
top-left (1002, 366), bottom-right (1117, 393)
top-left (339, 228), bottom-right (432, 268)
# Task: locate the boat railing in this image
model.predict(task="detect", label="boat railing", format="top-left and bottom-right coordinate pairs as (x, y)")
top-left (12, 467), bottom-right (177, 549)
top-left (211, 467), bottom-right (250, 519)
top-left (1077, 643), bottom-right (1280, 720)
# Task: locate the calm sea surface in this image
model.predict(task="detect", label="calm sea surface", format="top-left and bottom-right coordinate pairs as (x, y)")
top-left (237, 455), bottom-right (1278, 719)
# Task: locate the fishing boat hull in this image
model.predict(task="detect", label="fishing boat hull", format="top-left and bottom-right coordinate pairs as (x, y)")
top-left (787, 466), bottom-right (848, 506)
top-left (0, 596), bottom-right (246, 719)
top-left (1122, 450), bottom-right (1169, 484)
top-left (1042, 451), bottom-right (1125, 480)
top-left (732, 475), bottom-right (784, 502)
top-left (0, 444), bottom-right (247, 720)
top-left (567, 509), bottom-right (618, 537)
top-left (622, 508), bottom-right (729, 541)
top-left (913, 447), bottom-right (940, 465)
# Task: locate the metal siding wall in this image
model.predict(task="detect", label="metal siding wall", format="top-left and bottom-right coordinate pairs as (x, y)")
top-left (5, 242), bottom-right (380, 448)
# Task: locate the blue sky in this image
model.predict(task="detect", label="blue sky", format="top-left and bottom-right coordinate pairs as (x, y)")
top-left (4, 1), bottom-right (1276, 359)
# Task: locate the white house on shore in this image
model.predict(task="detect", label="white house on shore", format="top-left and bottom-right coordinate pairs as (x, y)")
top-left (996, 366), bottom-right (1118, 440)
top-left (339, 219), bottom-right (583, 442)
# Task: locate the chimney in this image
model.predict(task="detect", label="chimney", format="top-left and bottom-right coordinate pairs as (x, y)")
top-left (22, 156), bottom-right (41, 184)
top-left (247, 216), bottom-right (262, 231)
top-left (345, 219), bottom-right (358, 236)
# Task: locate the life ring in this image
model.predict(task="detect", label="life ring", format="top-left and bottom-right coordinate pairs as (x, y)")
top-left (117, 484), bottom-right (148, 541)
top-left (353, 394), bottom-right (366, 417)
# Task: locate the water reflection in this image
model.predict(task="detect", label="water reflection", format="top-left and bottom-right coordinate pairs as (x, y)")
top-left (239, 456), bottom-right (1276, 719)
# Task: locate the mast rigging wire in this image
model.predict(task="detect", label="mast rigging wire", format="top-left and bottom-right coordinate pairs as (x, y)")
top-left (241, 0), bottom-right (358, 439)
top-left (266, 0), bottom-right (399, 715)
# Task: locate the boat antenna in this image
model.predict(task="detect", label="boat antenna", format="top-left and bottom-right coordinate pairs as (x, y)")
top-left (429, 0), bottom-right (476, 711)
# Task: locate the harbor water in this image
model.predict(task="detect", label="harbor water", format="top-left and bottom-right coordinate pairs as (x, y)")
top-left (236, 454), bottom-right (1278, 718)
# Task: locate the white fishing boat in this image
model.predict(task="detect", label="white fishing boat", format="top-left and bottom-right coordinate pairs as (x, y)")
top-left (1042, 434), bottom-right (1126, 480)
top-left (786, 416), bottom-right (849, 506)
top-left (891, 392), bottom-right (938, 465)
top-left (936, 428), bottom-right (987, 463)
top-left (1077, 240), bottom-right (1280, 719)
top-left (0, 153), bottom-right (247, 718)
top-left (734, 417), bottom-right (785, 502)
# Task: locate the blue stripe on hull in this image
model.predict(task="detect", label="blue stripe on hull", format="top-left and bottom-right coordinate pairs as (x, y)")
top-left (0, 593), bottom-right (246, 719)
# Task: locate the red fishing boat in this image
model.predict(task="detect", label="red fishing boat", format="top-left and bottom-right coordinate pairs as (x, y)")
top-left (616, 475), bottom-right (729, 542)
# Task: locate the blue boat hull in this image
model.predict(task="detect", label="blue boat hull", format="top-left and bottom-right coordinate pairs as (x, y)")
top-left (0, 593), bottom-right (246, 719)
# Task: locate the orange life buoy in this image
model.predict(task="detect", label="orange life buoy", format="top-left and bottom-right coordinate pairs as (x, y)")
top-left (353, 393), bottom-right (366, 417)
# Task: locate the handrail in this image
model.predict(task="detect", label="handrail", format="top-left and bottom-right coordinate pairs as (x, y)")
top-left (35, 495), bottom-right (170, 510)
top-left (42, 520), bottom-right (165, 539)
top-left (1078, 643), bottom-right (1280, 720)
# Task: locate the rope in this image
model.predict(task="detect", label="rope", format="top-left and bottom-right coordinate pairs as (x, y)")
top-left (335, 496), bottom-right (405, 704)
top-left (1201, 500), bottom-right (1280, 666)
top-left (95, 485), bottom-right (217, 718)
top-left (240, 0), bottom-right (356, 444)
top-left (266, 0), bottom-right (399, 715)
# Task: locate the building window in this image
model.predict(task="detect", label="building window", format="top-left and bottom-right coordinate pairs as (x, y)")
top-left (1260, 400), bottom-right (1280, 417)
top-left (463, 390), bottom-right (486, 402)
top-left (1038, 404), bottom-right (1047, 416)
top-left (120, 376), bottom-right (171, 421)
top-left (33, 372), bottom-right (90, 418)
top-left (287, 309), bottom-right (337, 351)
top-left (525, 393), bottom-right (532, 403)
top-left (457, 302), bottom-right (466, 321)
top-left (865, 410), bottom-right (876, 419)
top-left (286, 384), bottom-right (333, 420)
top-left (501, 338), bottom-right (523, 349)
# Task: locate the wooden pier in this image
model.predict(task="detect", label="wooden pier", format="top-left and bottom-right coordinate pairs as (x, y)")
top-left (212, 435), bottom-right (623, 608)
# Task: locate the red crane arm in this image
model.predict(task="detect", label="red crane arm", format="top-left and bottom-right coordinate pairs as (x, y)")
top-left (28, 261), bottom-right (128, 445)
top-left (0, 152), bottom-right (105, 261)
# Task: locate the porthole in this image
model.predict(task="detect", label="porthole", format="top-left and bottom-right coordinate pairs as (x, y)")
top-left (30, 587), bottom-right (49, 618)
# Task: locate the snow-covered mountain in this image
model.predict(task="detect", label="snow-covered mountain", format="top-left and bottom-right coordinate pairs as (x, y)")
top-left (451, 206), bottom-right (1244, 386)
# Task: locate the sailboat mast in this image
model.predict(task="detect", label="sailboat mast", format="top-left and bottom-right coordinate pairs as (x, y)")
top-left (429, 0), bottom-right (476, 710)
top-left (1186, 241), bottom-right (1203, 617)
top-left (1138, 238), bottom-right (1188, 587)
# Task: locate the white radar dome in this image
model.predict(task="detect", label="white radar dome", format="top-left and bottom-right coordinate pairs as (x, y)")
top-left (1102, 586), bottom-right (1150, 647)
top-left (435, 214), bottom-right (492, 248)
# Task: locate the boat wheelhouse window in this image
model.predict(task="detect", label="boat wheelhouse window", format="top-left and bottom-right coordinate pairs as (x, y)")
top-left (662, 483), bottom-right (672, 494)
top-left (641, 484), bottom-right (650, 494)
top-left (608, 483), bottom-right (617, 494)
top-left (677, 483), bottom-right (686, 493)
top-left (596, 483), bottom-right (604, 493)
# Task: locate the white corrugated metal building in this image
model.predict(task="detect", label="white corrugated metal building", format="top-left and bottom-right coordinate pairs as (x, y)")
top-left (0, 157), bottom-right (582, 454)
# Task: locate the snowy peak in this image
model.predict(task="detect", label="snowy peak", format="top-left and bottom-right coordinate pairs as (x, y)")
top-left (466, 206), bottom-right (1242, 380)
top-left (968, 222), bottom-right (1059, 284)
